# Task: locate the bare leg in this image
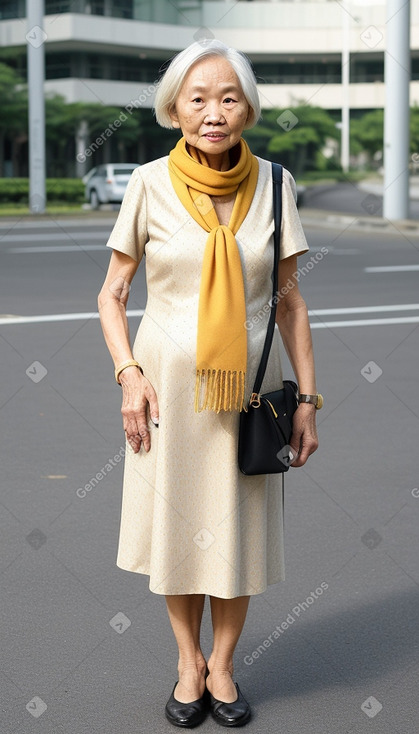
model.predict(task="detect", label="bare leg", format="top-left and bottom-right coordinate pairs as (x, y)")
top-left (165, 594), bottom-right (207, 703)
top-left (206, 595), bottom-right (250, 702)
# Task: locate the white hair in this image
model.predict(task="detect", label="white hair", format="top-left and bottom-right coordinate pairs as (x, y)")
top-left (153, 40), bottom-right (261, 130)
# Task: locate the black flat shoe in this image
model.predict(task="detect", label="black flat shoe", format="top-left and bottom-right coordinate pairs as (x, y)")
top-left (208, 682), bottom-right (251, 727)
top-left (165, 682), bottom-right (208, 728)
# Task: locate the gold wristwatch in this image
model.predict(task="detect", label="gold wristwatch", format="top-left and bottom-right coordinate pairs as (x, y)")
top-left (298, 393), bottom-right (324, 410)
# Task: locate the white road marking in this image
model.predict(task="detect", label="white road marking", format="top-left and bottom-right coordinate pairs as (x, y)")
top-left (311, 316), bottom-right (419, 328)
top-left (306, 246), bottom-right (360, 254)
top-left (365, 265), bottom-right (419, 272)
top-left (0, 218), bottom-right (116, 232)
top-left (2, 231), bottom-right (109, 243)
top-left (309, 304), bottom-right (419, 315)
top-left (0, 310), bottom-right (144, 325)
top-left (1, 306), bottom-right (419, 328)
top-left (6, 244), bottom-right (107, 253)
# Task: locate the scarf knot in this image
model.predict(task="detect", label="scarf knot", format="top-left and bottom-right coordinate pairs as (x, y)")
top-left (168, 137), bottom-right (259, 413)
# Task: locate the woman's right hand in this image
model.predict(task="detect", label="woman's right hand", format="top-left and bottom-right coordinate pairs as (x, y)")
top-left (119, 366), bottom-right (159, 453)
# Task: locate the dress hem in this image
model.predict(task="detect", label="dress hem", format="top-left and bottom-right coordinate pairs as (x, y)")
top-left (115, 560), bottom-right (285, 598)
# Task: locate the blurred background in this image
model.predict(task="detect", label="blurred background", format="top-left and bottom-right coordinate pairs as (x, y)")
top-left (1, 5), bottom-right (419, 734)
top-left (0, 0), bottom-right (418, 215)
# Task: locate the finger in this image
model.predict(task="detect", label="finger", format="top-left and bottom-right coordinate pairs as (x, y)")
top-left (124, 415), bottom-right (142, 441)
top-left (127, 433), bottom-right (142, 453)
top-left (288, 435), bottom-right (301, 467)
top-left (124, 412), bottom-right (144, 453)
top-left (136, 420), bottom-right (151, 452)
top-left (291, 451), bottom-right (307, 468)
top-left (291, 440), bottom-right (318, 467)
top-left (124, 410), bottom-right (151, 452)
top-left (146, 388), bottom-right (159, 427)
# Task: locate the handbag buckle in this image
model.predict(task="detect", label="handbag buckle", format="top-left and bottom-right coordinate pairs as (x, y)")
top-left (249, 392), bottom-right (261, 407)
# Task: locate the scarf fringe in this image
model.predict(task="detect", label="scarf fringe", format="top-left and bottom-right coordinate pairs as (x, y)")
top-left (194, 369), bottom-right (246, 413)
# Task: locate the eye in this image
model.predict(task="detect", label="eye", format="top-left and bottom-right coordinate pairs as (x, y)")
top-left (192, 97), bottom-right (203, 103)
top-left (223, 97), bottom-right (236, 104)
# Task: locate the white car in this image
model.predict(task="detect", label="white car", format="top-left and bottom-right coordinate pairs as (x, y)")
top-left (83, 163), bottom-right (139, 209)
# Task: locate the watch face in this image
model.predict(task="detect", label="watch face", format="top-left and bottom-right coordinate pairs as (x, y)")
top-left (316, 394), bottom-right (324, 409)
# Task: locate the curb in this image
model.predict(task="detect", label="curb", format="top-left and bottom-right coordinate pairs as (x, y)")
top-left (0, 210), bottom-right (118, 225)
top-left (300, 208), bottom-right (419, 235)
top-left (358, 179), bottom-right (419, 201)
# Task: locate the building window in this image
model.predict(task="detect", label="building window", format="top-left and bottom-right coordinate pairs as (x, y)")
top-left (44, 0), bottom-right (134, 17)
top-left (254, 61), bottom-right (342, 85)
top-left (86, 54), bottom-right (105, 79)
top-left (45, 1), bottom-right (79, 12)
top-left (0, 0), bottom-right (25, 19)
top-left (46, 53), bottom-right (73, 79)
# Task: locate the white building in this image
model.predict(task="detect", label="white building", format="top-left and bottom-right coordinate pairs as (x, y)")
top-left (1, 0), bottom-right (418, 111)
top-left (0, 0), bottom-right (416, 174)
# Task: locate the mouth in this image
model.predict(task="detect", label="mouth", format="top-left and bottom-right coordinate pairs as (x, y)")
top-left (203, 133), bottom-right (227, 142)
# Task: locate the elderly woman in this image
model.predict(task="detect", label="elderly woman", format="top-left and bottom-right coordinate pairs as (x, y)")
top-left (98, 40), bottom-right (319, 728)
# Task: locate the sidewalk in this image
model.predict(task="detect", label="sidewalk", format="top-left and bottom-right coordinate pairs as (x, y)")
top-left (358, 175), bottom-right (419, 200)
top-left (300, 207), bottom-right (419, 235)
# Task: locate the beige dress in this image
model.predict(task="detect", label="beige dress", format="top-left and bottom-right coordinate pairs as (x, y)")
top-left (106, 154), bottom-right (308, 599)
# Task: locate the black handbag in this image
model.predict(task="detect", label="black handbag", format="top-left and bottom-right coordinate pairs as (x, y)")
top-left (238, 162), bottom-right (299, 475)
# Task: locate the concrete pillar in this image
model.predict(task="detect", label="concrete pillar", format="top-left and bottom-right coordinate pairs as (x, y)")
top-left (341, 1), bottom-right (350, 173)
top-left (26, 0), bottom-right (46, 214)
top-left (76, 120), bottom-right (89, 178)
top-left (383, 0), bottom-right (411, 220)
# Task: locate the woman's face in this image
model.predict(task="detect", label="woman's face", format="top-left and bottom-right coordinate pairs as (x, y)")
top-left (169, 55), bottom-right (251, 170)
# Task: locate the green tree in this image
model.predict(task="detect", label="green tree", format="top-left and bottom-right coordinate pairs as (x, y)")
top-left (350, 107), bottom-right (419, 166)
top-left (409, 106), bottom-right (419, 158)
top-left (81, 102), bottom-right (139, 144)
top-left (129, 107), bottom-right (180, 162)
top-left (244, 105), bottom-right (339, 177)
top-left (45, 98), bottom-right (142, 176)
top-left (0, 62), bottom-right (27, 176)
top-left (350, 109), bottom-right (383, 160)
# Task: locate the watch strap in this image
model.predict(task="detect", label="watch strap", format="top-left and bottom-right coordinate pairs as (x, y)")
top-left (298, 393), bottom-right (322, 409)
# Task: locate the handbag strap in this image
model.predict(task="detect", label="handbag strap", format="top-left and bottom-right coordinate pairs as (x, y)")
top-left (250, 161), bottom-right (283, 397)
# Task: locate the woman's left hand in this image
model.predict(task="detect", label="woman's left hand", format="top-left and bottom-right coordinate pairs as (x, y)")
top-left (289, 403), bottom-right (319, 467)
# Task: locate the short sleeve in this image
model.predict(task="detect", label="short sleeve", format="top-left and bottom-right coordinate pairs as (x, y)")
top-left (280, 168), bottom-right (309, 260)
top-left (105, 167), bottom-right (148, 262)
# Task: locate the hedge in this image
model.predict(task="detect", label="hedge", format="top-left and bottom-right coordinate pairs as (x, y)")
top-left (301, 170), bottom-right (367, 183)
top-left (0, 178), bottom-right (85, 203)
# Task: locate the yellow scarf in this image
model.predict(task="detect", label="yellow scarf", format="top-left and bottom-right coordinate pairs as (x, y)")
top-left (168, 137), bottom-right (259, 413)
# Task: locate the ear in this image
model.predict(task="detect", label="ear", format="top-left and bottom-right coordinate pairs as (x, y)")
top-left (245, 104), bottom-right (253, 125)
top-left (169, 104), bottom-right (181, 129)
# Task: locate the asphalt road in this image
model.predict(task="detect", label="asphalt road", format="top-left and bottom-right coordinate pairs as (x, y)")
top-left (303, 181), bottom-right (419, 219)
top-left (0, 215), bottom-right (418, 734)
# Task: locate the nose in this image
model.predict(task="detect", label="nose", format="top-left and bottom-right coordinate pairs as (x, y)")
top-left (204, 103), bottom-right (225, 124)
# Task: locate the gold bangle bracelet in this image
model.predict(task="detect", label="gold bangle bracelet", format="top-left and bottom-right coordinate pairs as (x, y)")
top-left (115, 359), bottom-right (143, 385)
